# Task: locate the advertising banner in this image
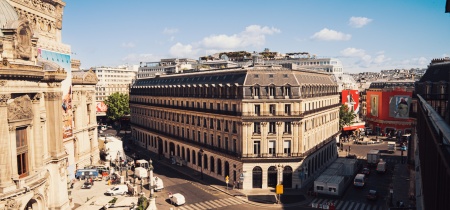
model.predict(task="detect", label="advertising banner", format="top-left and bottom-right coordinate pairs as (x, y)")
top-left (370, 95), bottom-right (379, 117)
top-left (38, 49), bottom-right (72, 138)
top-left (389, 95), bottom-right (411, 118)
top-left (341, 90), bottom-right (360, 114)
top-left (96, 101), bottom-right (108, 112)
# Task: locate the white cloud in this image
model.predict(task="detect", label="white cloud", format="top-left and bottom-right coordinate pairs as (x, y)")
top-left (200, 25), bottom-right (281, 49)
top-left (310, 28), bottom-right (351, 41)
top-left (122, 53), bottom-right (162, 63)
top-left (163, 27), bottom-right (179, 35)
top-left (167, 25), bottom-right (280, 59)
top-left (169, 42), bottom-right (198, 58)
top-left (349, 16), bottom-right (373, 28)
top-left (168, 36), bottom-right (175, 42)
top-left (341, 47), bottom-right (366, 57)
top-left (121, 42), bottom-right (135, 48)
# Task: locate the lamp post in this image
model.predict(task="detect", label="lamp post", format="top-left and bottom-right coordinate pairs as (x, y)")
top-left (277, 164), bottom-right (284, 204)
top-left (147, 159), bottom-right (157, 210)
top-left (199, 148), bottom-right (204, 180)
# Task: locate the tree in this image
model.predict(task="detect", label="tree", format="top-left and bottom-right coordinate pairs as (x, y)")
top-left (339, 104), bottom-right (356, 130)
top-left (104, 92), bottom-right (130, 123)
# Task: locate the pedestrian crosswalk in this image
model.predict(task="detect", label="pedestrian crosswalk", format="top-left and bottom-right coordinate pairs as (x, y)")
top-left (178, 197), bottom-right (244, 210)
top-left (309, 198), bottom-right (385, 210)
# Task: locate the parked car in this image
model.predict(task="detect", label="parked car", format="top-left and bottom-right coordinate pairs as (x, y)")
top-left (366, 190), bottom-right (378, 200)
top-left (169, 193), bottom-right (185, 206)
top-left (361, 168), bottom-right (370, 176)
top-left (105, 185), bottom-right (128, 196)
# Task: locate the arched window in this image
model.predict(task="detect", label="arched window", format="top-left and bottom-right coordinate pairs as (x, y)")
top-left (210, 156), bottom-right (215, 172)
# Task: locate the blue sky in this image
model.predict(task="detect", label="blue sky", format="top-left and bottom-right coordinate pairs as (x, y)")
top-left (62, 0), bottom-right (450, 73)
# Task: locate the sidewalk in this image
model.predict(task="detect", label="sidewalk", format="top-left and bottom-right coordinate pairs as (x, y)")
top-left (128, 141), bottom-right (314, 208)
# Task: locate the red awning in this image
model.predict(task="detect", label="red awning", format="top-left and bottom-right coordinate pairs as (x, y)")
top-left (342, 124), bottom-right (365, 131)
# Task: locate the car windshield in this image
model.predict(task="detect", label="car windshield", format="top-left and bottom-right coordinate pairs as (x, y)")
top-left (355, 179), bottom-right (363, 183)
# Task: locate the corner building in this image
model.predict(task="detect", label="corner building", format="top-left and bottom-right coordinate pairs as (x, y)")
top-left (130, 65), bottom-right (340, 189)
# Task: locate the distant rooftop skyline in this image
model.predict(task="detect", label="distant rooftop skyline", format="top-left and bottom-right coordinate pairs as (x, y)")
top-left (63, 0), bottom-right (449, 74)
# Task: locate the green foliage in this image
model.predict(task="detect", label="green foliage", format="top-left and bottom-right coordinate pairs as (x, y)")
top-left (108, 197), bottom-right (117, 204)
top-left (104, 92), bottom-right (130, 121)
top-left (137, 196), bottom-right (148, 210)
top-left (339, 104), bottom-right (356, 130)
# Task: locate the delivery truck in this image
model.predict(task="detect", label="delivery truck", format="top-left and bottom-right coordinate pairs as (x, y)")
top-left (367, 150), bottom-right (380, 166)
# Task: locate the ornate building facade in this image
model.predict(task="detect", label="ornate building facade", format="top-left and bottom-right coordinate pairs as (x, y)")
top-left (130, 64), bottom-right (340, 190)
top-left (0, 0), bottom-right (98, 209)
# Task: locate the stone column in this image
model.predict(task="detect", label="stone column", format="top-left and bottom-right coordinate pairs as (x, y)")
top-left (32, 93), bottom-right (43, 168)
top-left (44, 91), bottom-right (64, 157)
top-left (9, 125), bottom-right (18, 181)
top-left (0, 94), bottom-right (12, 188)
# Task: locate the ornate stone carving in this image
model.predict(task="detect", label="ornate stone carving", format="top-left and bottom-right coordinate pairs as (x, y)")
top-left (6, 199), bottom-right (20, 209)
top-left (16, 24), bottom-right (33, 60)
top-left (0, 80), bottom-right (7, 86)
top-left (59, 161), bottom-right (66, 177)
top-left (7, 95), bottom-right (33, 121)
top-left (276, 122), bottom-right (283, 126)
top-left (292, 121), bottom-right (301, 126)
top-left (242, 122), bottom-right (252, 126)
top-left (86, 91), bottom-right (93, 102)
top-left (32, 93), bottom-right (42, 103)
top-left (261, 122), bottom-right (268, 126)
top-left (0, 94), bottom-right (11, 106)
top-left (9, 125), bottom-right (15, 131)
top-left (44, 92), bottom-right (62, 101)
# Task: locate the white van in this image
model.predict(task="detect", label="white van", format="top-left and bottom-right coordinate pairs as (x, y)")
top-left (170, 193), bottom-right (185, 206)
top-left (376, 160), bottom-right (387, 173)
top-left (135, 159), bottom-right (149, 169)
top-left (105, 185), bottom-right (128, 196)
top-left (134, 167), bottom-right (148, 179)
top-left (154, 176), bottom-right (164, 191)
top-left (353, 174), bottom-right (366, 187)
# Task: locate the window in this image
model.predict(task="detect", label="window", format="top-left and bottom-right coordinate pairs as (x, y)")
top-left (284, 86), bottom-right (291, 96)
top-left (217, 136), bottom-right (221, 148)
top-left (210, 134), bottom-right (214, 146)
top-left (329, 187), bottom-right (337, 192)
top-left (269, 86), bottom-right (275, 96)
top-left (285, 104), bottom-right (291, 115)
top-left (255, 105), bottom-right (261, 115)
top-left (284, 122), bottom-right (291, 134)
top-left (210, 103), bottom-right (213, 110)
top-left (217, 103), bottom-right (221, 111)
top-left (254, 87), bottom-right (260, 97)
top-left (225, 137), bottom-right (229, 151)
top-left (269, 74), bottom-right (274, 78)
top-left (232, 104), bottom-right (237, 112)
top-left (225, 120), bottom-right (229, 131)
top-left (16, 127), bottom-right (28, 178)
top-left (198, 131), bottom-right (201, 142)
top-left (203, 102), bottom-right (206, 109)
top-left (254, 122), bottom-right (261, 134)
top-left (217, 120), bottom-right (221, 130)
top-left (204, 132), bottom-right (207, 144)
top-left (224, 104), bottom-right (229, 111)
top-left (233, 139), bottom-right (237, 152)
top-left (254, 141), bottom-right (261, 155)
top-left (270, 105), bottom-right (276, 115)
top-left (232, 121), bottom-right (237, 133)
top-left (284, 140), bottom-right (291, 155)
top-left (316, 186), bottom-right (324, 191)
top-left (268, 141), bottom-right (276, 156)
top-left (269, 122), bottom-right (276, 134)
top-left (210, 119), bottom-right (214, 129)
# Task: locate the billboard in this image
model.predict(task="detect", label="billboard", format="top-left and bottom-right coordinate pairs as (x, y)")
top-left (389, 95), bottom-right (411, 118)
top-left (370, 95), bottom-right (379, 117)
top-left (341, 90), bottom-right (360, 114)
top-left (38, 49), bottom-right (72, 138)
top-left (96, 101), bottom-right (108, 112)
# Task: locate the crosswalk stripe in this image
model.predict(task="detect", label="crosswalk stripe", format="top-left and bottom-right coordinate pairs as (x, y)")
top-left (199, 201), bottom-right (214, 209)
top-left (353, 202), bottom-right (360, 209)
top-left (336, 200), bottom-right (346, 209)
top-left (191, 203), bottom-right (206, 210)
top-left (310, 198), bottom-right (319, 205)
top-left (225, 198), bottom-right (242, 204)
top-left (211, 200), bottom-right (227, 207)
top-left (317, 198), bottom-right (324, 204)
top-left (204, 201), bottom-right (219, 208)
top-left (347, 202), bottom-right (355, 210)
top-left (359, 203), bottom-right (365, 209)
top-left (339, 201), bottom-right (350, 210)
top-left (215, 199), bottom-right (231, 206)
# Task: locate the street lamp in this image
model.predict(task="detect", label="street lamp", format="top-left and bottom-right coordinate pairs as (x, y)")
top-left (199, 148), bottom-right (204, 180)
top-left (148, 159), bottom-right (154, 198)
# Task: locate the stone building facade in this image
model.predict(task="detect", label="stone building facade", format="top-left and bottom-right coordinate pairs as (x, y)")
top-left (130, 65), bottom-right (340, 190)
top-left (0, 0), bottom-right (98, 209)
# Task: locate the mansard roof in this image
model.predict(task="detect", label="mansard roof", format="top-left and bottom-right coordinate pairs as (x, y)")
top-left (133, 65), bottom-right (337, 88)
top-left (420, 61), bottom-right (450, 83)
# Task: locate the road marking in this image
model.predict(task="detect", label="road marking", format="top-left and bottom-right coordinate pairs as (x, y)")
top-left (190, 203), bottom-right (206, 210)
top-left (353, 202), bottom-right (360, 209)
top-left (214, 199), bottom-right (230, 206)
top-left (209, 200), bottom-right (224, 208)
top-left (339, 201), bottom-right (349, 210)
top-left (347, 201), bottom-right (355, 209)
top-left (225, 197), bottom-right (242, 204)
top-left (335, 200), bottom-right (344, 209)
top-left (310, 198), bottom-right (319, 205)
top-left (204, 200), bottom-right (221, 208)
top-left (358, 203), bottom-right (365, 209)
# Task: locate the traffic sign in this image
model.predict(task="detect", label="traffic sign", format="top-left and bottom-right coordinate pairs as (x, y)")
top-left (276, 184), bottom-right (283, 194)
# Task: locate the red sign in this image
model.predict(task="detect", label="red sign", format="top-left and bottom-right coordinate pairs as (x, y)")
top-left (96, 101), bottom-right (108, 112)
top-left (341, 89), bottom-right (360, 114)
